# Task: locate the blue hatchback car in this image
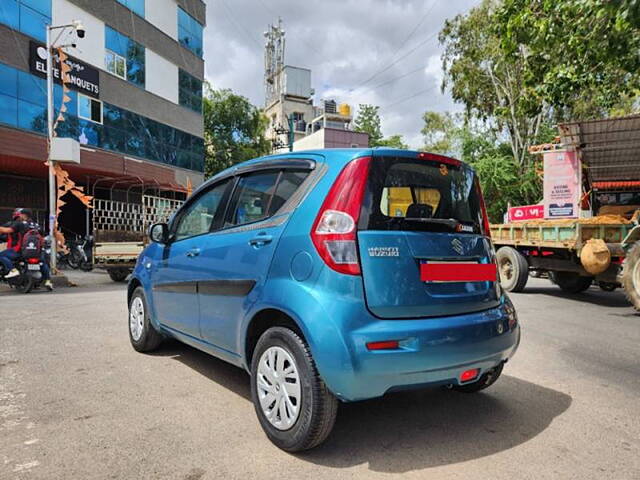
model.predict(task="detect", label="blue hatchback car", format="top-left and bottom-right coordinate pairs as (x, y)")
top-left (128, 148), bottom-right (520, 451)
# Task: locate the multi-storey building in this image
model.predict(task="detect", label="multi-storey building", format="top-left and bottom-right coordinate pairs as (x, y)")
top-left (0, 0), bottom-right (206, 235)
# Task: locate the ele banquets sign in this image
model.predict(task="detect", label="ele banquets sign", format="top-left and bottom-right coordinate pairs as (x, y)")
top-left (29, 41), bottom-right (100, 98)
top-left (543, 150), bottom-right (580, 218)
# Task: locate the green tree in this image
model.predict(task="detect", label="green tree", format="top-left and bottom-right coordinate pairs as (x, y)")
top-left (440, 0), bottom-right (546, 169)
top-left (421, 110), bottom-right (543, 221)
top-left (421, 111), bottom-right (458, 155)
top-left (377, 134), bottom-right (409, 149)
top-left (495, 0), bottom-right (640, 121)
top-left (354, 103), bottom-right (409, 148)
top-left (203, 85), bottom-right (270, 177)
top-left (353, 104), bottom-right (383, 146)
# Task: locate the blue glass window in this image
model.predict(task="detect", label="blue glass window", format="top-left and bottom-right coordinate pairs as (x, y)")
top-left (105, 26), bottom-right (145, 87)
top-left (0, 94), bottom-right (18, 127)
top-left (0, 61), bottom-right (203, 173)
top-left (21, 0), bottom-right (50, 17)
top-left (178, 69), bottom-right (202, 113)
top-left (0, 63), bottom-right (18, 97)
top-left (178, 7), bottom-right (203, 57)
top-left (0, 0), bottom-right (51, 42)
top-left (116, 0), bottom-right (144, 18)
top-left (0, 1), bottom-right (19, 31)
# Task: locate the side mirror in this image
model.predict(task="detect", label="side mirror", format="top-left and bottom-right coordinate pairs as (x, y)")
top-left (149, 223), bottom-right (169, 244)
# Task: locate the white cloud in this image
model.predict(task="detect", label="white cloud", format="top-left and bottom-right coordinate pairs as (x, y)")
top-left (204, 0), bottom-right (481, 149)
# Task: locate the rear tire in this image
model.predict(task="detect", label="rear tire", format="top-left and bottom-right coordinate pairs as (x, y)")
top-left (108, 268), bottom-right (129, 282)
top-left (250, 327), bottom-right (338, 452)
top-left (497, 247), bottom-right (529, 292)
top-left (15, 276), bottom-right (33, 294)
top-left (550, 271), bottom-right (593, 293)
top-left (620, 241), bottom-right (640, 311)
top-left (453, 363), bottom-right (503, 393)
top-left (128, 287), bottom-right (163, 352)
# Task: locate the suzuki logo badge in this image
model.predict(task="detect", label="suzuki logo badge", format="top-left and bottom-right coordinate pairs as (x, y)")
top-left (451, 238), bottom-right (464, 255)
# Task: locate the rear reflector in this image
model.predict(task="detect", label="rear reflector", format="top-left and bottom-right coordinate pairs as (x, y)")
top-left (366, 340), bottom-right (400, 351)
top-left (460, 368), bottom-right (479, 382)
top-left (421, 263), bottom-right (497, 282)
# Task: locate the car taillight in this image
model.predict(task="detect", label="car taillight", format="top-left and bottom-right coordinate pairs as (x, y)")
top-left (476, 180), bottom-right (491, 238)
top-left (310, 156), bottom-right (371, 275)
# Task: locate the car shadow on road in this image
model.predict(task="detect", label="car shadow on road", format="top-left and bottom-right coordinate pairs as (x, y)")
top-left (515, 285), bottom-right (631, 309)
top-left (150, 340), bottom-right (252, 400)
top-left (151, 341), bottom-right (572, 473)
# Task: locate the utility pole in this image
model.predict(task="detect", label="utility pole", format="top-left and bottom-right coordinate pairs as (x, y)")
top-left (45, 20), bottom-right (85, 270)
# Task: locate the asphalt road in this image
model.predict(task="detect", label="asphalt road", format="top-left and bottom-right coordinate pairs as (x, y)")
top-left (1, 276), bottom-right (639, 479)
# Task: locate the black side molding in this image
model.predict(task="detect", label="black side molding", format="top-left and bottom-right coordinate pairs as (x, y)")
top-left (198, 280), bottom-right (256, 296)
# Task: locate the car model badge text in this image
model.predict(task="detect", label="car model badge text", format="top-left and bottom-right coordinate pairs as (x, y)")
top-left (368, 247), bottom-right (399, 257)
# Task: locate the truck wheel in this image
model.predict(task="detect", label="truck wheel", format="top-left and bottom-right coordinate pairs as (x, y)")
top-left (598, 282), bottom-right (618, 292)
top-left (108, 268), bottom-right (129, 282)
top-left (620, 241), bottom-right (640, 311)
top-left (496, 247), bottom-right (529, 292)
top-left (549, 271), bottom-right (593, 293)
top-left (250, 327), bottom-right (338, 452)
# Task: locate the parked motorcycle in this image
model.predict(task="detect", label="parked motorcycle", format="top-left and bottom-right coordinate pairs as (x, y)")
top-left (59, 234), bottom-right (93, 271)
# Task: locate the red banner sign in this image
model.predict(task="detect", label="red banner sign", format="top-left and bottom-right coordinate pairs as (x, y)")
top-left (508, 204), bottom-right (544, 222)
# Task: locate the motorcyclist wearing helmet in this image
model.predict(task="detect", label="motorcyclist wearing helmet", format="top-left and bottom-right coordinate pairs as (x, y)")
top-left (0, 208), bottom-right (53, 291)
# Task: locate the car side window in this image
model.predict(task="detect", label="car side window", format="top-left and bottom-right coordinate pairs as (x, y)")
top-left (268, 170), bottom-right (309, 215)
top-left (225, 171), bottom-right (280, 227)
top-left (174, 180), bottom-right (230, 241)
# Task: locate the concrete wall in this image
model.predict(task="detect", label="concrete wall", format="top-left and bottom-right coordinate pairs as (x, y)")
top-left (52, 0), bottom-right (105, 69)
top-left (293, 129), bottom-right (370, 152)
top-left (145, 0), bottom-right (178, 40)
top-left (145, 49), bottom-right (179, 104)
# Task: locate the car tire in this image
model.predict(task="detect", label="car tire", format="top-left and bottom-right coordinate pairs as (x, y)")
top-left (452, 363), bottom-right (504, 393)
top-left (128, 287), bottom-right (163, 353)
top-left (497, 247), bottom-right (529, 292)
top-left (250, 326), bottom-right (338, 452)
top-left (549, 271), bottom-right (593, 293)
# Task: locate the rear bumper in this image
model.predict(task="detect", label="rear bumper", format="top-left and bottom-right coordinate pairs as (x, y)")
top-left (316, 303), bottom-right (520, 402)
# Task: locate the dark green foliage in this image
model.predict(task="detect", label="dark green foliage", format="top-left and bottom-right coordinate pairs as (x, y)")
top-left (203, 85), bottom-right (271, 177)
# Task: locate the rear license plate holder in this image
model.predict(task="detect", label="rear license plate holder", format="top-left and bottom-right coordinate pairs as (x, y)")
top-left (27, 264), bottom-right (41, 271)
top-left (420, 261), bottom-right (496, 283)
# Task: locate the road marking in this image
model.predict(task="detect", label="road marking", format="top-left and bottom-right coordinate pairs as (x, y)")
top-left (13, 461), bottom-right (39, 472)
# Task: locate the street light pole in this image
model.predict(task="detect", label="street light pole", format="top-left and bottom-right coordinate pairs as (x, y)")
top-left (46, 25), bottom-right (57, 271)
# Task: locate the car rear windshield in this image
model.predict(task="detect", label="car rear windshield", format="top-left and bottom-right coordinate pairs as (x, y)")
top-left (359, 156), bottom-right (484, 233)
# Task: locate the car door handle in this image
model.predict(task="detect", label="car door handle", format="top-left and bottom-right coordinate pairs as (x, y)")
top-left (249, 234), bottom-right (273, 247)
top-left (186, 248), bottom-right (201, 257)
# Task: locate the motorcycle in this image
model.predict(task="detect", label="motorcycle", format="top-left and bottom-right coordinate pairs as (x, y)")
top-left (60, 234), bottom-right (93, 271)
top-left (0, 255), bottom-right (47, 294)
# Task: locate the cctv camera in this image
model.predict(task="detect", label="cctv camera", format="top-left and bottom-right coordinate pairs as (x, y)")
top-left (72, 20), bottom-right (85, 38)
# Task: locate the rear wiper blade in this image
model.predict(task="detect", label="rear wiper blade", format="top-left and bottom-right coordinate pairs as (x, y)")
top-left (404, 218), bottom-right (459, 227)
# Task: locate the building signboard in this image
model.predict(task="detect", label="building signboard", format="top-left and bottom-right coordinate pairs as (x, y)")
top-left (29, 41), bottom-right (100, 98)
